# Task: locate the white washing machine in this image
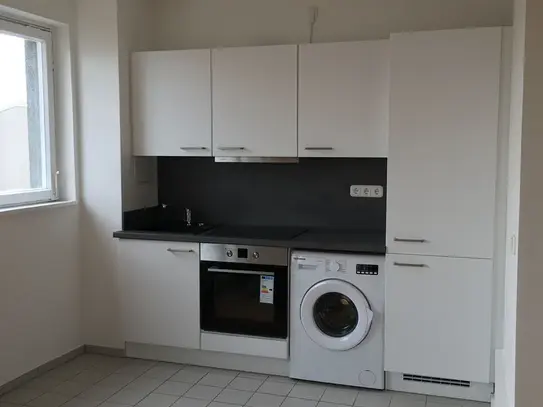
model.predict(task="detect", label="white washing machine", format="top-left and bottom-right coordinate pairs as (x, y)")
top-left (290, 251), bottom-right (385, 389)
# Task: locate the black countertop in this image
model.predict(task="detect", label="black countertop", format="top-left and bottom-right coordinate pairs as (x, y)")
top-left (113, 226), bottom-right (386, 255)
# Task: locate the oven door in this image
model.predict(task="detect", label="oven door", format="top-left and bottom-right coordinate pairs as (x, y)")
top-left (200, 261), bottom-right (288, 339)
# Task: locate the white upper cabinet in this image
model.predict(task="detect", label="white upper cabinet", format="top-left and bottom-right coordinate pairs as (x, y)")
top-left (298, 41), bottom-right (389, 157)
top-left (212, 45), bottom-right (298, 157)
top-left (387, 28), bottom-right (502, 259)
top-left (132, 50), bottom-right (212, 156)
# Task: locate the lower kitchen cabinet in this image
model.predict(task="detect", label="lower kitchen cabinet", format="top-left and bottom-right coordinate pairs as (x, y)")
top-left (117, 240), bottom-right (200, 349)
top-left (384, 255), bottom-right (492, 383)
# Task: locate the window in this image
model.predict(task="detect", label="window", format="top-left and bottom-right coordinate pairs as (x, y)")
top-left (0, 17), bottom-right (56, 208)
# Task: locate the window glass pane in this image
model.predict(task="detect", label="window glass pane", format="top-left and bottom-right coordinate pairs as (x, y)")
top-left (0, 32), bottom-right (48, 196)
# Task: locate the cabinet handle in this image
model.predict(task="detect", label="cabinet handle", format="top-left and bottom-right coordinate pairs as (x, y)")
top-left (180, 147), bottom-right (208, 151)
top-left (394, 238), bottom-right (427, 243)
top-left (217, 147), bottom-right (246, 151)
top-left (167, 248), bottom-right (195, 254)
top-left (393, 262), bottom-right (427, 268)
top-left (304, 147), bottom-right (334, 151)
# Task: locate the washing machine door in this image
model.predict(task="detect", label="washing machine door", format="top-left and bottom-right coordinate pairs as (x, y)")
top-left (300, 279), bottom-right (373, 351)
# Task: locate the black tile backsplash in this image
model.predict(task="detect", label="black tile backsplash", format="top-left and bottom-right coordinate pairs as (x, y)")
top-left (156, 157), bottom-right (387, 231)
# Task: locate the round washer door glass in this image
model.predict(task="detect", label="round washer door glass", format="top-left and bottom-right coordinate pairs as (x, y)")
top-left (301, 279), bottom-right (373, 351)
top-left (313, 292), bottom-right (359, 338)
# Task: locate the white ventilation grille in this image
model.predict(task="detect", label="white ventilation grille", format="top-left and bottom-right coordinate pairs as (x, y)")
top-left (402, 374), bottom-right (471, 388)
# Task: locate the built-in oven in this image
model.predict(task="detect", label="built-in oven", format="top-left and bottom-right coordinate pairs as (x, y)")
top-left (200, 243), bottom-right (289, 339)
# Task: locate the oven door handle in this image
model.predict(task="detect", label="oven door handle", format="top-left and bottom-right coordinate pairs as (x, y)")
top-left (207, 267), bottom-right (274, 277)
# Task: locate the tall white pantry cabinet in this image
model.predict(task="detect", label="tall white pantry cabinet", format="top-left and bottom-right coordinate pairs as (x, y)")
top-left (385, 27), bottom-right (505, 385)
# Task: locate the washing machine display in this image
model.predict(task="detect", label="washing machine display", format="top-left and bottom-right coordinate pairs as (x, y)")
top-left (300, 279), bottom-right (373, 351)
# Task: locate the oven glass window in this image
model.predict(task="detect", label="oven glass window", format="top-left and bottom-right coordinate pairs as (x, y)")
top-left (200, 263), bottom-right (288, 339)
top-left (313, 292), bottom-right (359, 338)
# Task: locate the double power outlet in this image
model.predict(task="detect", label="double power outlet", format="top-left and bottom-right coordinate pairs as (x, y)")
top-left (350, 185), bottom-right (384, 198)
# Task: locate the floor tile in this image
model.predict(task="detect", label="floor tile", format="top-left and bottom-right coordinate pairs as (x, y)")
top-left (184, 385), bottom-right (222, 401)
top-left (115, 362), bottom-right (155, 378)
top-left (0, 387), bottom-right (44, 404)
top-left (125, 377), bottom-right (164, 393)
top-left (390, 393), bottom-right (426, 407)
top-left (321, 387), bottom-right (358, 406)
top-left (317, 402), bottom-right (351, 407)
top-left (266, 377), bottom-right (296, 384)
top-left (79, 385), bottom-right (119, 402)
top-left (43, 365), bottom-right (83, 381)
top-left (354, 390), bottom-right (391, 407)
top-left (51, 381), bottom-right (91, 398)
top-left (100, 402), bottom-right (133, 407)
top-left (198, 373), bottom-right (236, 388)
top-left (171, 397), bottom-right (210, 407)
top-left (228, 377), bottom-right (264, 392)
top-left (98, 374), bottom-right (136, 390)
top-left (246, 393), bottom-right (285, 407)
top-left (23, 377), bottom-right (65, 391)
top-left (142, 365), bottom-right (182, 381)
top-left (257, 380), bottom-right (294, 396)
top-left (154, 381), bottom-right (192, 397)
top-left (215, 388), bottom-right (253, 405)
top-left (237, 372), bottom-right (268, 381)
top-left (0, 402), bottom-right (21, 407)
top-left (288, 384), bottom-right (326, 401)
top-left (208, 403), bottom-right (242, 407)
top-left (182, 367), bottom-right (211, 374)
top-left (209, 369), bottom-right (238, 377)
top-left (63, 398), bottom-right (102, 407)
top-left (27, 392), bottom-right (71, 407)
top-left (107, 389), bottom-right (148, 406)
top-left (170, 371), bottom-right (208, 385)
top-left (280, 398), bottom-right (318, 407)
top-left (135, 393), bottom-right (178, 407)
top-left (462, 402), bottom-right (489, 407)
top-left (72, 371), bottom-right (109, 386)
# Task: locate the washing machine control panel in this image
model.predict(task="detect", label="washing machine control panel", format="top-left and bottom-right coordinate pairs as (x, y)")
top-left (356, 264), bottom-right (379, 275)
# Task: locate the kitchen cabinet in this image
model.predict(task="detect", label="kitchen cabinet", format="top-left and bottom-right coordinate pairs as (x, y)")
top-left (384, 254), bottom-right (492, 383)
top-left (298, 41), bottom-right (389, 157)
top-left (387, 27), bottom-right (502, 259)
top-left (212, 45), bottom-right (297, 157)
top-left (118, 240), bottom-right (200, 349)
top-left (132, 50), bottom-right (212, 156)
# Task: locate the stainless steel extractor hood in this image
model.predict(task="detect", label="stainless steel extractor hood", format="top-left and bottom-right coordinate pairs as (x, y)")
top-left (214, 157), bottom-right (299, 164)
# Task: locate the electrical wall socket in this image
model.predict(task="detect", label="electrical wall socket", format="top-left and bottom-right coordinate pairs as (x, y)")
top-left (350, 185), bottom-right (384, 198)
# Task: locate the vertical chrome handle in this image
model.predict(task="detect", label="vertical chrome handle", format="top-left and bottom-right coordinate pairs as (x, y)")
top-left (393, 262), bottom-right (427, 268)
top-left (394, 238), bottom-right (427, 243)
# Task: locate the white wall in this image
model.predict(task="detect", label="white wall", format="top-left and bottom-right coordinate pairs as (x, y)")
top-left (77, 0), bottom-right (124, 348)
top-left (153, 0), bottom-right (512, 49)
top-left (513, 0), bottom-right (543, 406)
top-left (0, 0), bottom-right (81, 386)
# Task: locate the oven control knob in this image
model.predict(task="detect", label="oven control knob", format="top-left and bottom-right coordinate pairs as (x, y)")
top-left (253, 252), bottom-right (260, 259)
top-left (226, 250), bottom-right (233, 258)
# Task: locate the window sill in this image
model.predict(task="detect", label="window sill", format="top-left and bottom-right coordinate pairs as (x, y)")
top-left (0, 200), bottom-right (77, 217)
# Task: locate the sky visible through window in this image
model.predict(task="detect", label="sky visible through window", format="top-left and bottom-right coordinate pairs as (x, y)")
top-left (0, 33), bottom-right (27, 112)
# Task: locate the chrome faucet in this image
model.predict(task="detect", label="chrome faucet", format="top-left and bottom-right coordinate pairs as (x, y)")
top-left (185, 208), bottom-right (192, 227)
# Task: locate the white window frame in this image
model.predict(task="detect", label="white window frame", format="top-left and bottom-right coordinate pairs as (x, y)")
top-left (0, 17), bottom-right (57, 209)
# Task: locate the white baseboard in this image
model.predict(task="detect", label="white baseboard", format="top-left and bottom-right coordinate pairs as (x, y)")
top-left (386, 372), bottom-right (492, 402)
top-left (126, 342), bottom-right (289, 376)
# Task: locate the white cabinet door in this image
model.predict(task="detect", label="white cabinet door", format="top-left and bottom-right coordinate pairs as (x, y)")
top-left (118, 240), bottom-right (200, 349)
top-left (384, 254), bottom-right (492, 383)
top-left (387, 28), bottom-right (502, 259)
top-left (212, 45), bottom-right (297, 157)
top-left (299, 41), bottom-right (388, 157)
top-left (132, 50), bottom-right (212, 156)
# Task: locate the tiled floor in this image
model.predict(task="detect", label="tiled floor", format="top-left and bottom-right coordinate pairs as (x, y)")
top-left (0, 355), bottom-right (489, 407)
